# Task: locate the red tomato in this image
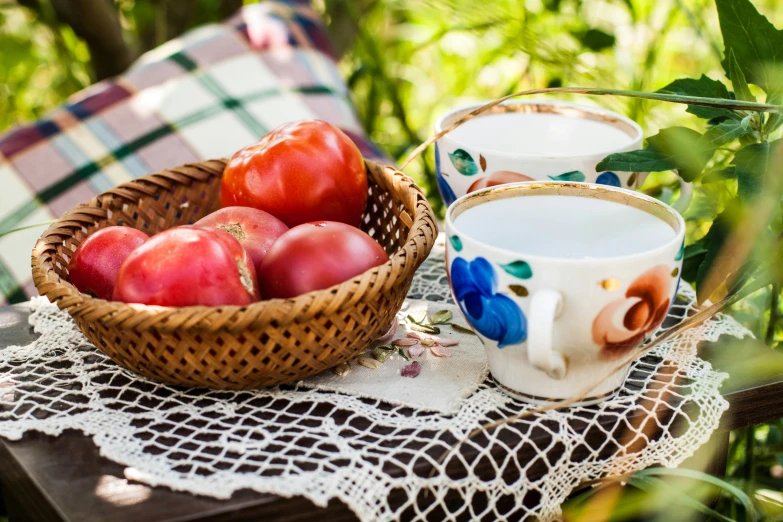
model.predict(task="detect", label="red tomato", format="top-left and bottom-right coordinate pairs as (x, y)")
top-left (113, 226), bottom-right (260, 306)
top-left (68, 226), bottom-right (148, 300)
top-left (195, 206), bottom-right (288, 277)
top-left (259, 221), bottom-right (388, 299)
top-left (220, 120), bottom-right (367, 228)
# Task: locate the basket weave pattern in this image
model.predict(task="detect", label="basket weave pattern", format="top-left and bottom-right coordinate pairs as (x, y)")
top-left (32, 159), bottom-right (437, 389)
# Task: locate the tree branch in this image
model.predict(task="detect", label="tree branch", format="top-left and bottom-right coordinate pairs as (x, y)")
top-left (49, 0), bottom-right (135, 80)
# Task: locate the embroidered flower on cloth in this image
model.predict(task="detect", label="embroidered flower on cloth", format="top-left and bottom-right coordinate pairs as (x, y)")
top-left (450, 257), bottom-right (526, 348)
top-left (592, 265), bottom-right (672, 359)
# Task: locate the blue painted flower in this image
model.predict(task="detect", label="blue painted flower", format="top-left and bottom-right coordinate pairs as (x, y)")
top-left (450, 257), bottom-right (527, 348)
top-left (596, 172), bottom-right (622, 187)
top-left (435, 143), bottom-right (457, 205)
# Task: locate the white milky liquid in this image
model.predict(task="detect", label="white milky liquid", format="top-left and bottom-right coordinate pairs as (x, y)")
top-left (454, 196), bottom-right (675, 258)
top-left (448, 112), bottom-right (634, 156)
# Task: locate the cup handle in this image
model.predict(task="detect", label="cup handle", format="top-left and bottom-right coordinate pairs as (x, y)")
top-left (528, 289), bottom-right (568, 379)
top-left (672, 169), bottom-right (693, 214)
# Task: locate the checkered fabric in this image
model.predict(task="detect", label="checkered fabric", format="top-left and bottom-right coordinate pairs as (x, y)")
top-left (0, 0), bottom-right (383, 305)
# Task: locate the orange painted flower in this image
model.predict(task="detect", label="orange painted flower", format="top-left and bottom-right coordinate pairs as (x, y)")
top-left (468, 171), bottom-right (534, 193)
top-left (592, 265), bottom-right (672, 359)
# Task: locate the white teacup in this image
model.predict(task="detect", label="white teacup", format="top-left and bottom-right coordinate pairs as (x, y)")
top-left (445, 181), bottom-right (685, 405)
top-left (435, 100), bottom-right (692, 212)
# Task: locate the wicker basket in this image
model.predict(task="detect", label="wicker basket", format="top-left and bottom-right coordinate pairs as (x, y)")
top-left (32, 159), bottom-right (437, 389)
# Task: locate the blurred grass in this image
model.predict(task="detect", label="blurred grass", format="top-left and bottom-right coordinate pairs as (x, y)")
top-left (2, 0), bottom-right (783, 519)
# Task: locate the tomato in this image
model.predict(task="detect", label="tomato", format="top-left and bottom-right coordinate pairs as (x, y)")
top-left (220, 120), bottom-right (367, 228)
top-left (68, 226), bottom-right (148, 300)
top-left (113, 226), bottom-right (260, 306)
top-left (195, 206), bottom-right (288, 278)
top-left (258, 221), bottom-right (388, 299)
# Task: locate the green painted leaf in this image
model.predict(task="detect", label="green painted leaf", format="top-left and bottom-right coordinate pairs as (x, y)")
top-left (449, 235), bottom-right (463, 251)
top-left (657, 75), bottom-right (737, 121)
top-left (734, 139), bottom-right (782, 199)
top-left (727, 48), bottom-right (754, 102)
top-left (548, 170), bottom-right (585, 182)
top-left (500, 260), bottom-right (533, 279)
top-left (508, 284), bottom-right (529, 297)
top-left (675, 241), bottom-right (684, 261)
top-left (447, 149), bottom-right (479, 176)
top-left (716, 0), bottom-right (783, 95)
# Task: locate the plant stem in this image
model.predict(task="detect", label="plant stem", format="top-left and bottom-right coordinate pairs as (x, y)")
top-left (765, 283), bottom-right (780, 345)
top-left (401, 86), bottom-right (783, 169)
top-left (743, 426), bottom-right (755, 488)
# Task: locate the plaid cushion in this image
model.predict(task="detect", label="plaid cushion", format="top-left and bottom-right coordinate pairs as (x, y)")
top-left (0, 1), bottom-right (384, 305)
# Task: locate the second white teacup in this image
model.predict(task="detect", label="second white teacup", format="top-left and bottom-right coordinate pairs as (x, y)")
top-left (435, 100), bottom-right (692, 212)
top-left (445, 181), bottom-right (685, 405)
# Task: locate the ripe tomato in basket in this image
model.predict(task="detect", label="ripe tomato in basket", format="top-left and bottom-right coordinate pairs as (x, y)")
top-left (195, 206), bottom-right (288, 278)
top-left (113, 226), bottom-right (260, 306)
top-left (259, 221), bottom-right (388, 299)
top-left (68, 226), bottom-right (148, 300)
top-left (220, 120), bottom-right (367, 228)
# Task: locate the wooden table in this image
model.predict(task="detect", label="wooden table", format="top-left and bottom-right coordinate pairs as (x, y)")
top-left (2, 303), bottom-right (783, 522)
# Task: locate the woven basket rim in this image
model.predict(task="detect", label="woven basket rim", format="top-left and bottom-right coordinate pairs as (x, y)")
top-left (32, 158), bottom-right (436, 332)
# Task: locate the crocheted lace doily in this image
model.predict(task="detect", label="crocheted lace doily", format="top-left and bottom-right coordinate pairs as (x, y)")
top-left (0, 241), bottom-right (750, 521)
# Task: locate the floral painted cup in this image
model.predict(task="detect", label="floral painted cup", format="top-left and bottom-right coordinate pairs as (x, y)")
top-left (435, 100), bottom-right (692, 213)
top-left (445, 181), bottom-right (685, 405)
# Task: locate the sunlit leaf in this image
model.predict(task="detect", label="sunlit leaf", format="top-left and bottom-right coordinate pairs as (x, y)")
top-left (658, 75), bottom-right (737, 121)
top-left (701, 167), bottom-right (736, 184)
top-left (646, 127), bottom-right (716, 181)
top-left (698, 120), bottom-right (753, 149)
top-left (728, 48), bottom-right (754, 102)
top-left (734, 140), bottom-right (783, 199)
top-left (635, 467), bottom-right (758, 521)
top-left (717, 0), bottom-right (783, 95)
top-left (600, 127), bottom-right (715, 181)
top-left (626, 476), bottom-right (739, 522)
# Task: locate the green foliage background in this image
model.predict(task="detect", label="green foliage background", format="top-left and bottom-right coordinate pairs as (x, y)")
top-left (3, 0), bottom-right (783, 519)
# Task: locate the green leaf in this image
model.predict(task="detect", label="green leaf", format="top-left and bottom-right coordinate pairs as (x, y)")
top-left (728, 48), bottom-right (754, 102)
top-left (449, 235), bottom-right (463, 252)
top-left (430, 310), bottom-right (453, 325)
top-left (575, 28), bottom-right (616, 52)
top-left (716, 0), bottom-right (783, 95)
top-left (635, 468), bottom-right (757, 521)
top-left (658, 75), bottom-right (737, 121)
top-left (500, 260), bottom-right (533, 279)
top-left (447, 149), bottom-right (479, 176)
top-left (734, 139), bottom-right (782, 199)
top-left (598, 127), bottom-right (716, 180)
top-left (695, 205), bottom-right (740, 302)
top-left (597, 149), bottom-right (672, 173)
top-left (548, 171), bottom-right (585, 182)
top-left (701, 167), bottom-right (736, 184)
top-left (697, 120), bottom-right (753, 149)
top-left (682, 238), bottom-right (707, 282)
top-left (646, 127), bottom-right (716, 181)
top-left (626, 476), bottom-right (739, 522)
top-left (675, 241), bottom-right (684, 261)
top-left (765, 92), bottom-right (783, 135)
